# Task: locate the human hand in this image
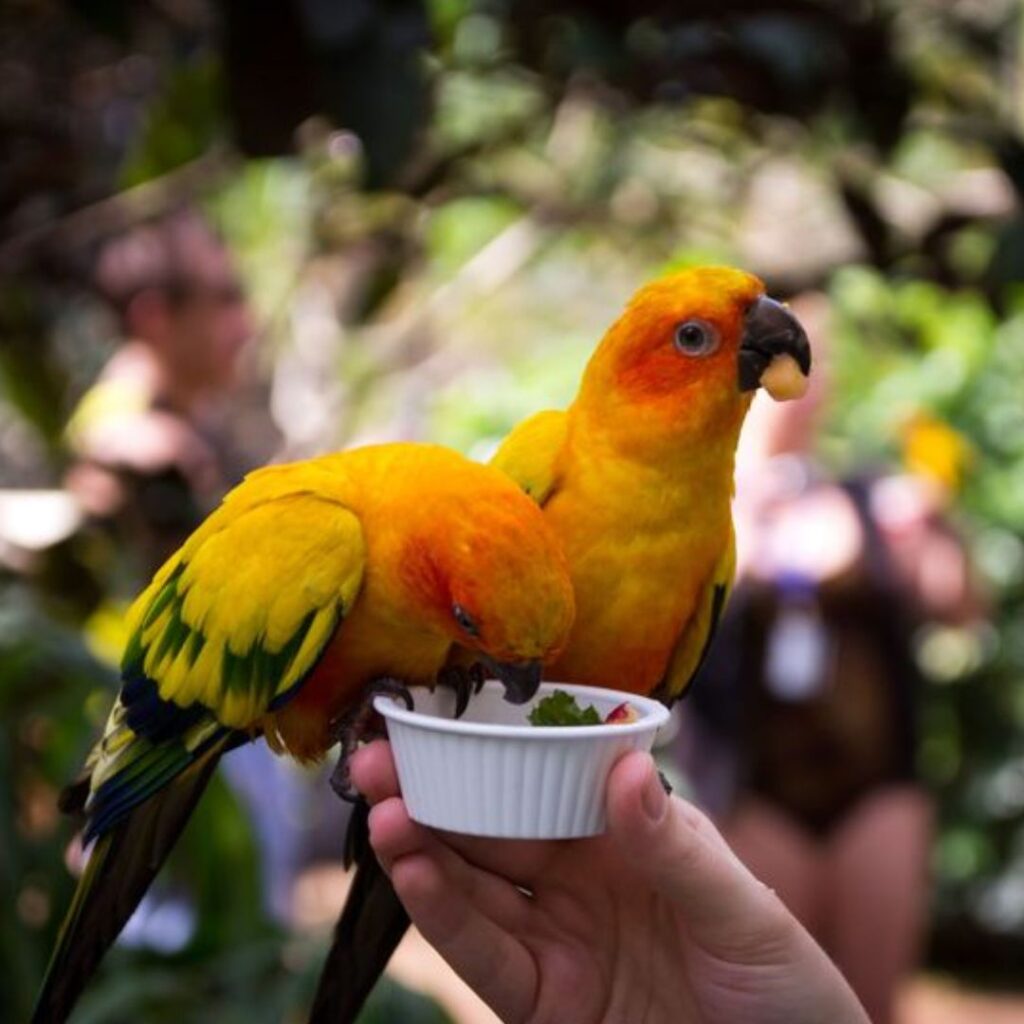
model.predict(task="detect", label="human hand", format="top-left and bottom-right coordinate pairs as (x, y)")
top-left (350, 742), bottom-right (869, 1024)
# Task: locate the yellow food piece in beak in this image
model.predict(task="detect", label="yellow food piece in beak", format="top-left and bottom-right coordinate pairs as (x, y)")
top-left (762, 353), bottom-right (809, 401)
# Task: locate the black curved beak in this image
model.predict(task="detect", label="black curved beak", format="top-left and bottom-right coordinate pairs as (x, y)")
top-left (482, 657), bottom-right (543, 704)
top-left (738, 296), bottom-right (812, 391)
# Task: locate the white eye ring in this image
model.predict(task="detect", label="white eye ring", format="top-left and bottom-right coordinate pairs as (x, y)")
top-left (674, 319), bottom-right (720, 357)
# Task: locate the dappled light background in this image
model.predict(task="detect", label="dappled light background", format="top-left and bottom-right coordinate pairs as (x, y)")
top-left (4, 2), bottom-right (1024, 1022)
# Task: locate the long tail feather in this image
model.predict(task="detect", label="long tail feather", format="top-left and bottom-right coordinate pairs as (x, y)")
top-left (32, 742), bottom-right (225, 1024)
top-left (307, 800), bottom-right (411, 1024)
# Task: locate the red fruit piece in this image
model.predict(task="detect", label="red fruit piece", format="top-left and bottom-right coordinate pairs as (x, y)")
top-left (605, 702), bottom-right (639, 724)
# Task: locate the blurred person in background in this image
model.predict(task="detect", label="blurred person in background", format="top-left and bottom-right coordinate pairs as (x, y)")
top-left (65, 207), bottom-right (254, 581)
top-left (683, 295), bottom-right (984, 1024)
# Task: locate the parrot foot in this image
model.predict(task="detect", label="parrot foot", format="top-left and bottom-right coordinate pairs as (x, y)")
top-left (365, 677), bottom-right (415, 712)
top-left (658, 770), bottom-right (673, 796)
top-left (329, 677), bottom-right (413, 802)
top-left (437, 662), bottom-right (487, 719)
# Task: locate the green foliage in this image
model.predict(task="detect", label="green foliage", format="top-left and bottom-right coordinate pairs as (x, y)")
top-left (425, 195), bottom-right (522, 273)
top-left (68, 938), bottom-right (449, 1024)
top-left (826, 268), bottom-right (1024, 952)
top-left (0, 583), bottom-right (115, 1019)
top-left (359, 977), bottom-right (453, 1024)
top-left (0, 283), bottom-right (71, 449)
top-left (120, 58), bottom-right (225, 188)
top-left (529, 690), bottom-right (601, 727)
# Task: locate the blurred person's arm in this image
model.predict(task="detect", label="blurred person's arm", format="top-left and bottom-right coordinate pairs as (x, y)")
top-left (64, 374), bottom-right (224, 572)
top-left (68, 407), bottom-right (220, 504)
top-left (66, 373), bottom-right (220, 508)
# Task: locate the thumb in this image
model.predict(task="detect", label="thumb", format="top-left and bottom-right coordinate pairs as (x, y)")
top-left (606, 752), bottom-right (791, 958)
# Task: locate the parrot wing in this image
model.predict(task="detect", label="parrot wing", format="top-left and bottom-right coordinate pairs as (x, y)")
top-left (489, 409), bottom-right (567, 504)
top-left (652, 524), bottom-right (736, 704)
top-left (34, 479), bottom-right (365, 1024)
top-left (86, 485), bottom-right (366, 839)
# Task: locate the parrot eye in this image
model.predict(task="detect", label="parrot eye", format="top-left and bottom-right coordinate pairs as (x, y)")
top-left (673, 319), bottom-right (719, 357)
top-left (452, 603), bottom-right (480, 637)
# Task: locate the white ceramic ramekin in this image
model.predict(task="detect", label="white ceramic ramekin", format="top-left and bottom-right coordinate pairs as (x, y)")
top-left (374, 681), bottom-right (671, 839)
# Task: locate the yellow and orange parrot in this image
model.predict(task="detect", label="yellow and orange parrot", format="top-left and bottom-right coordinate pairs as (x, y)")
top-left (319, 266), bottom-right (812, 1022)
top-left (34, 443), bottom-right (575, 1024)
top-left (492, 265), bottom-right (810, 698)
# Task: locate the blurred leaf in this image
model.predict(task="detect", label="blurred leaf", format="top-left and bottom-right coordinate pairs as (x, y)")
top-left (121, 58), bottom-right (225, 188)
top-left (424, 195), bottom-right (521, 272)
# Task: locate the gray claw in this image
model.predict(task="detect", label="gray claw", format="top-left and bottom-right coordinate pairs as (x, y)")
top-left (438, 664), bottom-right (482, 720)
top-left (328, 677), bottom-right (413, 803)
top-left (330, 757), bottom-right (360, 802)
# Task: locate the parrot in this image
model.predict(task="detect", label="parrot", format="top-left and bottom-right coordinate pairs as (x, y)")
top-left (33, 442), bottom-right (576, 1024)
top-left (314, 265), bottom-right (812, 1022)
top-left (491, 265), bottom-right (811, 697)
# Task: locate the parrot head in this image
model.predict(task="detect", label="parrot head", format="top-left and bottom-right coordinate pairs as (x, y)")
top-left (576, 266), bottom-right (811, 457)
top-left (405, 486), bottom-right (576, 703)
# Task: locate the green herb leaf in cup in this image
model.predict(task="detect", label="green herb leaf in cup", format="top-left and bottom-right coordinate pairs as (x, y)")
top-left (528, 689), bottom-right (602, 726)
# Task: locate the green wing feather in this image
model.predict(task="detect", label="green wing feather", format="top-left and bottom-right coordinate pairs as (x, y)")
top-left (653, 525), bottom-right (736, 704)
top-left (125, 489), bottom-right (365, 726)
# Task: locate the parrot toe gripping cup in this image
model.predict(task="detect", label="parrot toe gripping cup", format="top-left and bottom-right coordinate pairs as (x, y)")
top-left (374, 681), bottom-right (671, 839)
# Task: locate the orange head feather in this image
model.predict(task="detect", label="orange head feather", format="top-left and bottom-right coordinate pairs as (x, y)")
top-left (574, 266), bottom-right (810, 462)
top-left (399, 467), bottom-right (576, 694)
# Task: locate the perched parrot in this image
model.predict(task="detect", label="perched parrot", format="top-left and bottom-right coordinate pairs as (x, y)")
top-left (492, 265), bottom-right (810, 697)
top-left (317, 265), bottom-right (812, 1022)
top-left (33, 443), bottom-right (576, 1024)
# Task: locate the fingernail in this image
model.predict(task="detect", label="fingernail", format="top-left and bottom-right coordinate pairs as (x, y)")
top-left (642, 764), bottom-right (668, 823)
